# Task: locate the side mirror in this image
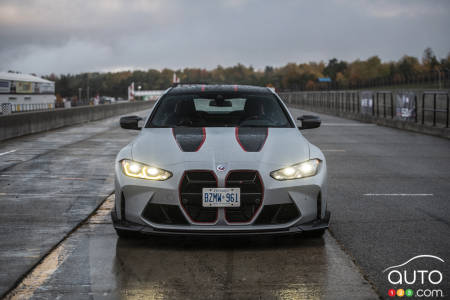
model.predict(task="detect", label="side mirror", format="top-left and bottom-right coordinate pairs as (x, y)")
top-left (120, 115), bottom-right (143, 130)
top-left (297, 115), bottom-right (321, 130)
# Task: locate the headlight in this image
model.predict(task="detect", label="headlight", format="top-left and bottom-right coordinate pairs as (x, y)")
top-left (121, 159), bottom-right (172, 181)
top-left (270, 159), bottom-right (320, 180)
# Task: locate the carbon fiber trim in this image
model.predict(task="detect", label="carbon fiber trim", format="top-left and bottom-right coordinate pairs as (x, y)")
top-left (172, 127), bottom-right (206, 152)
top-left (236, 127), bottom-right (268, 152)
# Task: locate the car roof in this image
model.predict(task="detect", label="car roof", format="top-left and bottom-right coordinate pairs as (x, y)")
top-left (167, 84), bottom-right (272, 95)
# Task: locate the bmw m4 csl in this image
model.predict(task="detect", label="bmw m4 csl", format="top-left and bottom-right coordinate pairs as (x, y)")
top-left (112, 84), bottom-right (330, 237)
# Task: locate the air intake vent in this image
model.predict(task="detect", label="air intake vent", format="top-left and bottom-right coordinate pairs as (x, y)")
top-left (225, 170), bottom-right (263, 222)
top-left (179, 171), bottom-right (218, 222)
top-left (254, 203), bottom-right (300, 225)
top-left (142, 203), bottom-right (189, 225)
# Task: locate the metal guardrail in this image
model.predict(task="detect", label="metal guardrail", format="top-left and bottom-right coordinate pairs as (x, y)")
top-left (375, 91), bottom-right (394, 119)
top-left (0, 101), bottom-right (155, 141)
top-left (280, 90), bottom-right (450, 129)
top-left (0, 103), bottom-right (55, 115)
top-left (12, 103), bottom-right (54, 112)
top-left (0, 100), bottom-right (153, 116)
top-left (422, 91), bottom-right (449, 127)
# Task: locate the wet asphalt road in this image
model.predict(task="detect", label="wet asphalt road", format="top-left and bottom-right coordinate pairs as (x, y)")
top-left (294, 108), bottom-right (450, 299)
top-left (0, 110), bottom-right (149, 298)
top-left (6, 195), bottom-right (376, 300)
top-left (1, 106), bottom-right (449, 299)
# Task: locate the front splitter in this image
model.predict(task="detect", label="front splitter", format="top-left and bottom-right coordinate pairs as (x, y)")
top-left (111, 211), bottom-right (330, 237)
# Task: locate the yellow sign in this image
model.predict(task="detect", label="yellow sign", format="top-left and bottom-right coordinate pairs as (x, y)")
top-left (16, 81), bottom-right (33, 93)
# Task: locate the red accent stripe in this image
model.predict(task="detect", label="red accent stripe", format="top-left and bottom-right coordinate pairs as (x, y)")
top-left (195, 127), bottom-right (206, 151)
top-left (172, 128), bottom-right (183, 151)
top-left (234, 85), bottom-right (238, 92)
top-left (178, 170), bottom-right (219, 224)
top-left (224, 170), bottom-right (264, 224)
top-left (235, 127), bottom-right (269, 152)
top-left (235, 127), bottom-right (246, 152)
top-left (201, 85), bottom-right (205, 91)
top-left (172, 127), bottom-right (206, 152)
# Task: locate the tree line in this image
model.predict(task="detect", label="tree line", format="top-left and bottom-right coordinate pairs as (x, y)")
top-left (46, 48), bottom-right (450, 99)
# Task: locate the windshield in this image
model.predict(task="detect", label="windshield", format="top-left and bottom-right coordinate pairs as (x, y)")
top-left (147, 92), bottom-right (293, 127)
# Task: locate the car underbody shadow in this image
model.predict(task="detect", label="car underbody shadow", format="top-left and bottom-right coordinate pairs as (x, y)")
top-left (115, 231), bottom-right (326, 251)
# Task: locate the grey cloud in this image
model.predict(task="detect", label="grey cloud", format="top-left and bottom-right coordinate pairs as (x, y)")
top-left (0, 0), bottom-right (449, 74)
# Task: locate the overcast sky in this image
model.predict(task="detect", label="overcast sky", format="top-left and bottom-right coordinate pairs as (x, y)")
top-left (0, 0), bottom-right (449, 75)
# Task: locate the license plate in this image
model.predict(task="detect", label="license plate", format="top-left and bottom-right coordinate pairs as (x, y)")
top-left (202, 188), bottom-right (240, 207)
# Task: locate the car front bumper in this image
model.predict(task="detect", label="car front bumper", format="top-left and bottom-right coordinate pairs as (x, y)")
top-left (113, 159), bottom-right (328, 236)
top-left (112, 209), bottom-right (330, 236)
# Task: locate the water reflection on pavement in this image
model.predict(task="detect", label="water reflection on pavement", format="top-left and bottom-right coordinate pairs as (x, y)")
top-left (6, 196), bottom-right (377, 300)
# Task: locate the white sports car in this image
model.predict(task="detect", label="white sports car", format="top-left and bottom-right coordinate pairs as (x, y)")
top-left (112, 85), bottom-right (329, 237)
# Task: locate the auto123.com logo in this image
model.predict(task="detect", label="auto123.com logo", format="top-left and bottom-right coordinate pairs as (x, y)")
top-left (383, 255), bottom-right (445, 298)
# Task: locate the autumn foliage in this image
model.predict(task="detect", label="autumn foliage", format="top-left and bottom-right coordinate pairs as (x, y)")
top-left (48, 48), bottom-right (450, 98)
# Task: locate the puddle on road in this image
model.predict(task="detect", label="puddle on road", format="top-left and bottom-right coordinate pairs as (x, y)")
top-left (5, 195), bottom-right (378, 300)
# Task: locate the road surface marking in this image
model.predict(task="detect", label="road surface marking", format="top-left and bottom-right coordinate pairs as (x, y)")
top-left (6, 240), bottom-right (70, 300)
top-left (4, 195), bottom-right (115, 300)
top-left (0, 149), bottom-right (17, 156)
top-left (322, 123), bottom-right (375, 126)
top-left (364, 193), bottom-right (433, 196)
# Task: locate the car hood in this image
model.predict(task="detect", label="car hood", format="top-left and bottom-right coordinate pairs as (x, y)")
top-left (131, 127), bottom-right (310, 170)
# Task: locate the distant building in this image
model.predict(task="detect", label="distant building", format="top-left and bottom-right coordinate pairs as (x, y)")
top-left (0, 72), bottom-right (56, 112)
top-left (128, 81), bottom-right (165, 101)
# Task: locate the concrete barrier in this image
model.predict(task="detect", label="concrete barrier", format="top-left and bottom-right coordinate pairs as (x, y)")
top-left (0, 101), bottom-right (154, 142)
top-left (280, 90), bottom-right (450, 139)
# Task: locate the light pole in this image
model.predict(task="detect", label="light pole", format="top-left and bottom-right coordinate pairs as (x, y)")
top-left (432, 70), bottom-right (442, 90)
top-left (78, 88), bottom-right (82, 104)
top-left (444, 68), bottom-right (450, 88)
top-left (87, 74), bottom-right (90, 101)
top-left (438, 70), bottom-right (442, 90)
